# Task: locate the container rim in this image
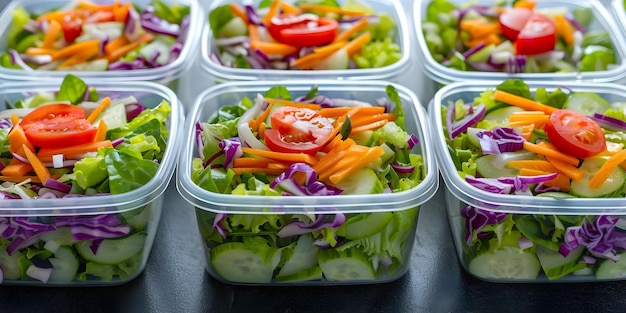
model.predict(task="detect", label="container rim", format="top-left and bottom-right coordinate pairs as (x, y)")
top-left (413, 0), bottom-right (626, 85)
top-left (0, 0), bottom-right (203, 82)
top-left (0, 79), bottom-right (183, 216)
top-left (200, 0), bottom-right (411, 81)
top-left (430, 80), bottom-right (626, 215)
top-left (177, 80), bottom-right (439, 214)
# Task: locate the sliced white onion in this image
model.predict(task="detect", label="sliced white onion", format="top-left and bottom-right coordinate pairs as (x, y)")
top-left (52, 154), bottom-right (64, 168)
top-left (236, 94), bottom-right (268, 150)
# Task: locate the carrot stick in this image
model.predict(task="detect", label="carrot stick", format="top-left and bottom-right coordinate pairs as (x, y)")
top-left (232, 167), bottom-right (286, 176)
top-left (334, 18), bottom-right (369, 43)
top-left (234, 158), bottom-right (271, 168)
top-left (249, 103), bottom-right (273, 132)
top-left (263, 0), bottom-right (282, 26)
top-left (460, 20), bottom-right (501, 40)
top-left (263, 98), bottom-right (322, 110)
top-left (25, 47), bottom-right (57, 56)
top-left (313, 138), bottom-right (355, 173)
top-left (588, 150), bottom-right (626, 189)
top-left (23, 144), bottom-right (50, 184)
top-left (53, 40), bottom-right (100, 61)
top-left (508, 111), bottom-right (550, 128)
top-left (267, 162), bottom-right (289, 170)
top-left (554, 15), bottom-right (575, 46)
top-left (105, 35), bottom-right (129, 55)
top-left (250, 41), bottom-right (297, 56)
top-left (242, 147), bottom-right (318, 165)
top-left (37, 140), bottom-right (113, 158)
top-left (350, 120), bottom-right (388, 133)
top-left (42, 20), bottom-right (62, 49)
top-left (519, 168), bottom-right (570, 191)
top-left (0, 175), bottom-right (46, 184)
top-left (107, 33), bottom-right (153, 62)
top-left (77, 0), bottom-right (117, 11)
top-left (7, 125), bottom-right (34, 156)
top-left (327, 146), bottom-right (384, 184)
top-left (56, 45), bottom-right (100, 69)
top-left (523, 141), bottom-right (580, 166)
top-left (10, 114), bottom-right (19, 128)
top-left (94, 120), bottom-right (108, 142)
top-left (1, 158), bottom-right (32, 177)
top-left (507, 159), bottom-right (558, 173)
top-left (87, 97), bottom-right (112, 123)
top-left (545, 156), bottom-right (584, 182)
top-left (493, 90), bottom-right (557, 114)
top-left (299, 4), bottom-right (366, 16)
top-left (113, 3), bottom-right (131, 22)
top-left (344, 32), bottom-right (371, 57)
top-left (513, 0), bottom-right (536, 9)
top-left (248, 24), bottom-right (260, 42)
top-left (230, 3), bottom-right (249, 24)
top-left (350, 113), bottom-right (396, 127)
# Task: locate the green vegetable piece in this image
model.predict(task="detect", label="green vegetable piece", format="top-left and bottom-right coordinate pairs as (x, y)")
top-left (104, 149), bottom-right (159, 194)
top-left (496, 79), bottom-right (532, 100)
top-left (8, 6), bottom-right (30, 49)
top-left (210, 237), bottom-right (281, 284)
top-left (468, 246), bottom-right (541, 280)
top-left (56, 74), bottom-right (88, 105)
top-left (152, 0), bottom-right (190, 24)
top-left (49, 246), bottom-right (80, 282)
top-left (337, 212), bottom-right (393, 240)
top-left (563, 92), bottom-right (611, 116)
top-left (73, 157), bottom-right (108, 189)
top-left (535, 245), bottom-right (586, 281)
top-left (76, 232), bottom-right (147, 265)
top-left (317, 247), bottom-right (376, 281)
top-left (595, 252), bottom-right (626, 279)
top-left (340, 116), bottom-right (352, 139)
top-left (580, 46), bottom-right (615, 72)
top-left (265, 85), bottom-right (292, 100)
top-left (386, 85), bottom-right (405, 129)
top-left (572, 7), bottom-right (593, 28)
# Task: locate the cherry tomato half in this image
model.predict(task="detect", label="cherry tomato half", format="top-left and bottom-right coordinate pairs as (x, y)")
top-left (61, 17), bottom-right (84, 43)
top-left (545, 109), bottom-right (606, 159)
top-left (268, 14), bottom-right (338, 48)
top-left (499, 8), bottom-right (556, 55)
top-left (20, 104), bottom-right (96, 148)
top-left (265, 106), bottom-right (333, 154)
top-left (499, 8), bottom-right (533, 40)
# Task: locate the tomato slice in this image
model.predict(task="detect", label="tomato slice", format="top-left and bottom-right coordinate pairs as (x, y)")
top-left (499, 8), bottom-right (533, 41)
top-left (268, 14), bottom-right (338, 48)
top-left (515, 13), bottom-right (556, 55)
top-left (61, 18), bottom-right (84, 43)
top-left (545, 109), bottom-right (606, 159)
top-left (265, 106), bottom-right (333, 154)
top-left (20, 104), bottom-right (96, 148)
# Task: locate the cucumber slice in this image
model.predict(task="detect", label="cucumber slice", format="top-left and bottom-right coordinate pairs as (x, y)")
top-left (466, 127), bottom-right (486, 148)
top-left (596, 253), bottom-right (626, 279)
top-left (352, 130), bottom-right (375, 146)
top-left (331, 168), bottom-right (383, 195)
top-left (0, 246), bottom-right (23, 280)
top-left (277, 235), bottom-right (319, 278)
top-left (93, 102), bottom-right (127, 130)
top-left (210, 242), bottom-right (281, 284)
top-left (276, 266), bottom-right (323, 282)
top-left (475, 154), bottom-right (520, 178)
top-left (570, 157), bottom-right (625, 198)
top-left (483, 106), bottom-right (524, 126)
top-left (535, 244), bottom-right (586, 280)
top-left (318, 248), bottom-right (376, 281)
top-left (49, 246), bottom-right (79, 282)
top-left (563, 92), bottom-right (612, 116)
top-left (468, 247), bottom-right (541, 280)
top-left (76, 232), bottom-right (147, 265)
top-left (536, 192), bottom-right (576, 199)
top-left (337, 212), bottom-right (393, 240)
top-left (264, 103), bottom-right (284, 127)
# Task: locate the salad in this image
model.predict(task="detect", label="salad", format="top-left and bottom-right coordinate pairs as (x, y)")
top-left (208, 0), bottom-right (401, 70)
top-left (192, 84), bottom-right (425, 284)
top-left (0, 74), bottom-right (172, 284)
top-left (1, 0), bottom-right (190, 71)
top-left (422, 0), bottom-right (617, 73)
top-left (443, 79), bottom-right (626, 281)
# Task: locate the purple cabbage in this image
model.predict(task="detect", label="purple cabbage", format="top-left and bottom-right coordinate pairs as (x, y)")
top-left (465, 173), bottom-right (558, 195)
top-left (447, 102), bottom-right (487, 139)
top-left (407, 134), bottom-right (419, 150)
top-left (461, 205), bottom-right (508, 244)
top-left (219, 138), bottom-right (243, 169)
top-left (561, 216), bottom-right (626, 261)
top-left (294, 95), bottom-right (335, 108)
top-left (476, 127), bottom-right (525, 154)
top-left (270, 163), bottom-right (343, 196)
top-left (55, 214), bottom-right (130, 241)
top-left (277, 213), bottom-right (346, 238)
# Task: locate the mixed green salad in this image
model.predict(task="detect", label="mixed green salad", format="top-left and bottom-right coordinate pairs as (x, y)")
top-left (2, 0), bottom-right (190, 71)
top-left (443, 79), bottom-right (626, 281)
top-left (192, 85), bottom-right (425, 284)
top-left (423, 0), bottom-right (617, 73)
top-left (208, 0), bottom-right (401, 70)
top-left (0, 74), bottom-right (171, 284)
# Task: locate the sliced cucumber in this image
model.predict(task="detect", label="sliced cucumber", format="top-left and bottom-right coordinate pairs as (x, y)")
top-left (337, 212), bottom-right (393, 240)
top-left (331, 168), bottom-right (383, 195)
top-left (277, 235), bottom-right (319, 278)
top-left (76, 232), bottom-right (147, 265)
top-left (276, 266), bottom-right (323, 282)
top-left (39, 227), bottom-right (74, 246)
top-left (596, 253), bottom-right (626, 279)
top-left (563, 92), bottom-right (612, 116)
top-left (536, 192), bottom-right (576, 199)
top-left (93, 102), bottom-right (127, 130)
top-left (48, 246), bottom-right (79, 282)
top-left (0, 247), bottom-right (23, 280)
top-left (264, 103), bottom-right (284, 127)
top-left (466, 127), bottom-right (486, 148)
top-left (535, 244), bottom-right (586, 280)
top-left (352, 130), bottom-right (375, 146)
top-left (570, 157), bottom-right (625, 198)
top-left (210, 242), bottom-right (280, 284)
top-left (468, 246), bottom-right (541, 280)
top-left (483, 106), bottom-right (524, 126)
top-left (318, 248), bottom-right (376, 281)
top-left (475, 154), bottom-right (520, 178)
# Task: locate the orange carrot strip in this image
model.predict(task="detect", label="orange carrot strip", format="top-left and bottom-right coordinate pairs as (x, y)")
top-left (334, 18), bottom-right (368, 43)
top-left (263, 98), bottom-right (322, 110)
top-left (554, 15), bottom-right (575, 46)
top-left (299, 4), bottom-right (366, 16)
top-left (56, 45), bottom-right (100, 69)
top-left (250, 104), bottom-right (273, 131)
top-left (232, 167), bottom-right (286, 176)
top-left (350, 113), bottom-right (396, 127)
top-left (77, 0), bottom-right (116, 11)
top-left (513, 0), bottom-right (536, 9)
top-left (230, 3), bottom-right (249, 24)
top-left (1, 158), bottom-right (33, 177)
top-left (313, 40), bottom-right (347, 55)
top-left (313, 138), bottom-right (355, 173)
top-left (320, 134), bottom-right (344, 153)
top-left (507, 159), bottom-right (558, 173)
top-left (10, 114), bottom-right (19, 127)
top-left (25, 47), bottom-right (57, 56)
top-left (0, 175), bottom-right (46, 184)
top-left (327, 146), bottom-right (384, 184)
top-left (42, 20), bottom-right (62, 49)
top-left (493, 90), bottom-right (557, 114)
top-left (107, 33), bottom-right (153, 62)
top-left (318, 143), bottom-right (368, 180)
top-left (545, 156), bottom-right (584, 182)
top-left (94, 120), bottom-right (108, 142)
top-left (508, 111), bottom-right (550, 128)
top-left (248, 24), bottom-right (260, 42)
top-left (460, 20), bottom-right (502, 40)
top-left (53, 40), bottom-right (100, 61)
top-left (23, 144), bottom-right (50, 184)
top-left (344, 32), bottom-right (371, 57)
top-left (113, 3), bottom-right (131, 22)
top-left (588, 150), bottom-right (626, 189)
top-left (37, 140), bottom-right (113, 158)
top-left (242, 147), bottom-right (318, 165)
top-left (234, 158), bottom-right (271, 168)
top-left (7, 125), bottom-right (34, 156)
top-left (318, 107), bottom-right (352, 118)
top-left (267, 162), bottom-right (289, 170)
top-left (87, 97), bottom-right (112, 123)
top-left (519, 168), bottom-right (570, 191)
top-left (105, 35), bottom-right (129, 55)
top-left (263, 0), bottom-right (282, 26)
top-left (350, 119), bottom-right (388, 133)
top-left (250, 41), bottom-right (297, 56)
top-left (523, 141), bottom-right (579, 166)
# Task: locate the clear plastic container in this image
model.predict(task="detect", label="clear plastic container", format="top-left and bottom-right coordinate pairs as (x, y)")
top-left (0, 0), bottom-right (203, 87)
top-left (201, 0), bottom-right (411, 82)
top-left (429, 80), bottom-right (626, 282)
top-left (612, 0), bottom-right (626, 43)
top-left (414, 0), bottom-right (626, 85)
top-left (177, 80), bottom-right (439, 285)
top-left (0, 79), bottom-right (182, 286)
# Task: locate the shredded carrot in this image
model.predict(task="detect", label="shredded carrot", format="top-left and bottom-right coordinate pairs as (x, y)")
top-left (242, 147), bottom-right (318, 165)
top-left (507, 159), bottom-right (558, 173)
top-left (250, 41), bottom-right (297, 56)
top-left (230, 3), bottom-right (249, 24)
top-left (234, 158), bottom-right (270, 168)
top-left (519, 168), bottom-right (570, 191)
top-left (345, 32), bottom-right (371, 57)
top-left (231, 167), bottom-right (286, 176)
top-left (23, 144), bottom-right (51, 184)
top-left (508, 111), bottom-right (550, 128)
top-left (523, 141), bottom-right (579, 166)
top-left (493, 90), bottom-right (557, 115)
top-left (258, 122), bottom-right (267, 139)
top-left (87, 97), bottom-right (112, 123)
top-left (248, 24), bottom-right (260, 42)
top-left (299, 4), bottom-right (366, 16)
top-left (1, 158), bottom-right (33, 177)
top-left (553, 15), bottom-right (575, 46)
top-left (10, 114), bottom-right (19, 128)
top-left (249, 103), bottom-right (273, 132)
top-left (279, 1), bottom-right (300, 14)
top-left (334, 18), bottom-right (369, 43)
top-left (267, 162), bottom-right (289, 170)
top-left (588, 150), bottom-right (626, 189)
top-left (350, 120), bottom-right (388, 134)
top-left (545, 156), bottom-right (584, 182)
top-left (42, 20), bottom-right (62, 49)
top-left (37, 140), bottom-right (113, 159)
top-left (25, 47), bottom-right (57, 56)
top-left (320, 134), bottom-right (344, 153)
top-left (77, 0), bottom-right (117, 11)
top-left (318, 145), bottom-right (370, 182)
top-left (0, 175), bottom-right (48, 184)
top-left (107, 33), bottom-right (153, 62)
top-left (263, 0), bottom-right (282, 26)
top-left (263, 98), bottom-right (322, 110)
top-left (113, 3), bottom-right (131, 22)
top-left (7, 125), bottom-right (34, 156)
top-left (56, 45), bottom-right (100, 69)
top-left (327, 146), bottom-right (383, 184)
top-left (513, 0), bottom-right (536, 9)
top-left (460, 20), bottom-right (502, 41)
top-left (94, 120), bottom-right (108, 142)
top-left (105, 35), bottom-right (129, 55)
top-left (313, 138), bottom-right (356, 173)
top-left (350, 113), bottom-right (396, 127)
top-left (53, 40), bottom-right (100, 61)
top-left (290, 41), bottom-right (346, 69)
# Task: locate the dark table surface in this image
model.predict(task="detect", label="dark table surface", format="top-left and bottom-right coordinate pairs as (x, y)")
top-left (3, 0), bottom-right (626, 312)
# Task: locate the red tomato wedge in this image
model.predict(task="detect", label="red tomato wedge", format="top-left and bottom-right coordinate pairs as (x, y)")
top-left (545, 109), bottom-right (606, 159)
top-left (499, 8), bottom-right (556, 55)
top-left (20, 104), bottom-right (97, 149)
top-left (265, 106), bottom-right (333, 154)
top-left (499, 8), bottom-right (533, 40)
top-left (268, 14), bottom-right (338, 48)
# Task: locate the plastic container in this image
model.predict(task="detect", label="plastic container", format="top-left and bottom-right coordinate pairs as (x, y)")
top-left (201, 0), bottom-right (411, 82)
top-left (0, 0), bottom-right (202, 87)
top-left (414, 0), bottom-right (626, 85)
top-left (612, 0), bottom-right (626, 43)
top-left (429, 80), bottom-right (626, 282)
top-left (0, 79), bottom-right (182, 286)
top-left (177, 80), bottom-right (439, 285)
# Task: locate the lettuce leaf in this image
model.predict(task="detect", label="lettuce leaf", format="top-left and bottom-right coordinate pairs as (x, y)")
top-left (104, 148), bottom-right (160, 194)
